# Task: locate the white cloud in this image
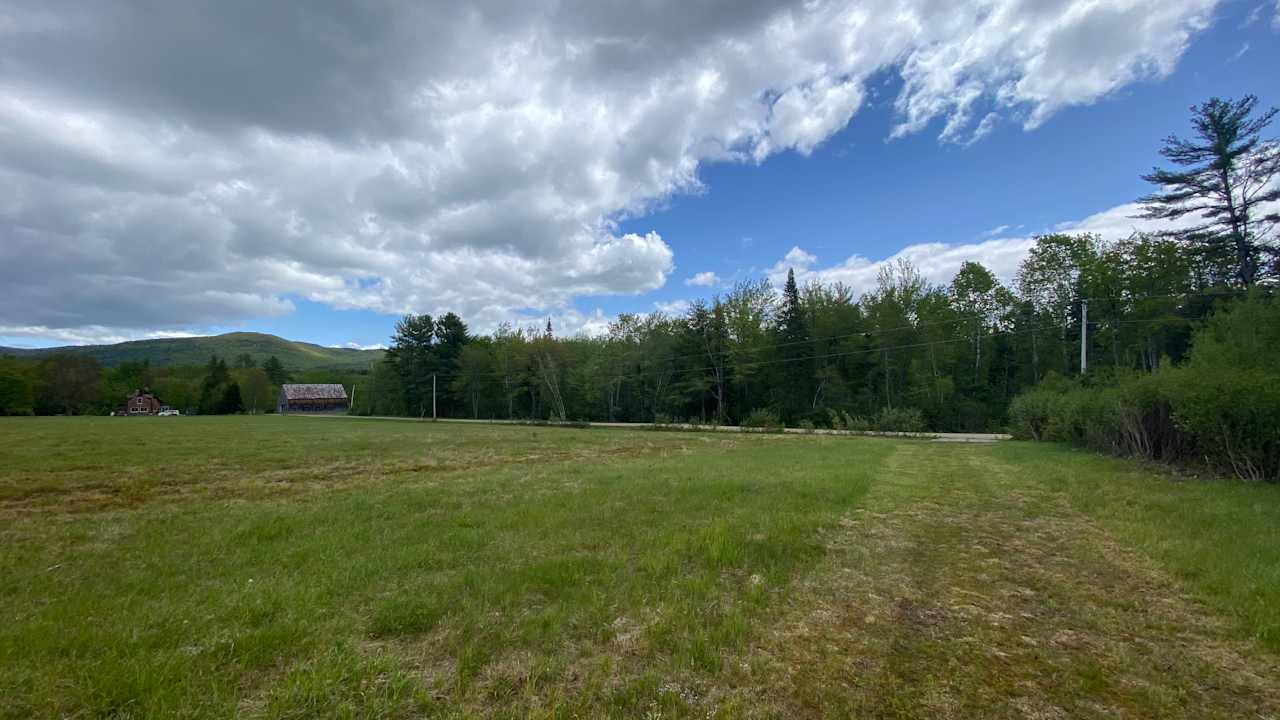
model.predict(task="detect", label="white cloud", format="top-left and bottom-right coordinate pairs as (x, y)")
top-left (769, 237), bottom-right (1035, 296)
top-left (0, 326), bottom-right (201, 347)
top-left (0, 0), bottom-right (1220, 340)
top-left (527, 308), bottom-right (614, 338)
top-left (338, 342), bottom-right (388, 351)
top-left (652, 299), bottom-right (693, 317)
top-left (767, 190), bottom-right (1280, 296)
top-left (685, 271), bottom-right (721, 287)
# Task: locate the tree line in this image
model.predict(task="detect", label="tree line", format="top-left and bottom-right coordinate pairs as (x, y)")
top-left (346, 95), bottom-right (1278, 437)
top-left (0, 352), bottom-right (298, 416)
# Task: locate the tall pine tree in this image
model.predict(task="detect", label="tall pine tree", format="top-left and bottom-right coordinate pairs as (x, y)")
top-left (1139, 95), bottom-right (1280, 286)
top-left (776, 268), bottom-right (814, 423)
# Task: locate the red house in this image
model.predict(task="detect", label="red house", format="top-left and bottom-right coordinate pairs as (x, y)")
top-left (123, 389), bottom-right (167, 415)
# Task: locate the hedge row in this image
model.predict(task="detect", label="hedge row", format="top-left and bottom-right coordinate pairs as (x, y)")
top-left (1009, 367), bottom-right (1280, 482)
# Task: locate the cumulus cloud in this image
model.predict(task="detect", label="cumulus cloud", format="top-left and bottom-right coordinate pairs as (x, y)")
top-left (768, 238), bottom-right (1036, 296)
top-left (766, 189), bottom-right (1280, 297)
top-left (685, 271), bottom-right (721, 287)
top-left (0, 326), bottom-right (201, 347)
top-left (652, 299), bottom-right (693, 317)
top-left (0, 0), bottom-right (1219, 339)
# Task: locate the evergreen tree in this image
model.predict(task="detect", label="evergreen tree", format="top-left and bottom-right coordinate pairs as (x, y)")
top-left (435, 312), bottom-right (470, 416)
top-left (198, 354), bottom-right (231, 415)
top-left (776, 268), bottom-right (814, 422)
top-left (385, 313), bottom-right (437, 417)
top-left (218, 382), bottom-right (244, 414)
top-left (1140, 95), bottom-right (1280, 286)
top-left (262, 355), bottom-right (290, 384)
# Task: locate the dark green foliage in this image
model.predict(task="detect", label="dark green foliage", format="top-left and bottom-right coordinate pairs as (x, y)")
top-left (0, 357), bottom-right (35, 415)
top-left (218, 383), bottom-right (244, 415)
top-left (775, 269), bottom-right (814, 423)
top-left (198, 355), bottom-right (237, 415)
top-left (33, 354), bottom-right (102, 415)
top-left (262, 355), bottom-right (290, 384)
top-left (385, 314), bottom-right (438, 418)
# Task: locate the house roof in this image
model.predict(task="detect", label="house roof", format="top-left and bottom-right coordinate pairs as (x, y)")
top-left (280, 383), bottom-right (348, 401)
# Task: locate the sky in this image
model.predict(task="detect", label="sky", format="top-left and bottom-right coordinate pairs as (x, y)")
top-left (1, 0), bottom-right (1278, 349)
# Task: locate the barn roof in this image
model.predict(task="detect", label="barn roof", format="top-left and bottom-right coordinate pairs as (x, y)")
top-left (280, 383), bottom-right (348, 400)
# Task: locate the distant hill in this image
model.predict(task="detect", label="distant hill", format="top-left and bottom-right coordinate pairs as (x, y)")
top-left (0, 332), bottom-right (384, 370)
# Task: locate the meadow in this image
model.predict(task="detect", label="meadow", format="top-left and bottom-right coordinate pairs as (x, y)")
top-left (2, 416), bottom-right (1278, 718)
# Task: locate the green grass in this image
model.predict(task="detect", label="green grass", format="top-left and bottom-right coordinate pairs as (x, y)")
top-left (1, 416), bottom-right (1278, 718)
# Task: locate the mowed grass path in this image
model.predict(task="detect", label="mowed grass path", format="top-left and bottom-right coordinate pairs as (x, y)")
top-left (1, 417), bottom-right (1277, 718)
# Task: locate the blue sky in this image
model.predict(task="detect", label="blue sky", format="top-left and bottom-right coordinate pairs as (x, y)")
top-left (2, 0), bottom-right (1278, 349)
top-left (616, 2), bottom-right (1280, 321)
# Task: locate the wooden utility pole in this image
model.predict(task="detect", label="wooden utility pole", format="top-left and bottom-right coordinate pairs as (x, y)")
top-left (432, 374), bottom-right (437, 420)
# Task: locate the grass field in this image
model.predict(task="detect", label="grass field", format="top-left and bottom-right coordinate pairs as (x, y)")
top-left (2, 417), bottom-right (1278, 718)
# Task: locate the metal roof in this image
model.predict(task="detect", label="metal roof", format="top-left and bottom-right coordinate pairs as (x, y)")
top-left (280, 383), bottom-right (348, 400)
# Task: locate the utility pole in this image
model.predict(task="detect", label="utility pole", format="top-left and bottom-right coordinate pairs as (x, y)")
top-left (432, 374), bottom-right (437, 420)
top-left (1079, 299), bottom-right (1088, 375)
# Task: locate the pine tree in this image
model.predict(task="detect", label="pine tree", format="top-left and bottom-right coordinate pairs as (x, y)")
top-left (262, 355), bottom-right (289, 385)
top-left (385, 314), bottom-right (437, 417)
top-left (1139, 96), bottom-right (1280, 286)
top-left (218, 382), bottom-right (244, 414)
top-left (776, 268), bottom-right (814, 423)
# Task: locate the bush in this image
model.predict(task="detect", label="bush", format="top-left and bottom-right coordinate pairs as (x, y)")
top-left (844, 413), bottom-right (873, 432)
top-left (1010, 364), bottom-right (1280, 483)
top-left (741, 408), bottom-right (782, 431)
top-left (797, 419), bottom-right (816, 432)
top-left (1008, 389), bottom-right (1058, 441)
top-left (825, 408), bottom-right (873, 432)
top-left (875, 407), bottom-right (926, 433)
top-left (1171, 367), bottom-right (1280, 483)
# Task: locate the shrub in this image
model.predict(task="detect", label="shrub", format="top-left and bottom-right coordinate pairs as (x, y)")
top-left (1010, 364), bottom-right (1280, 483)
top-left (1171, 367), bottom-right (1280, 483)
top-left (843, 412), bottom-right (873, 432)
top-left (1008, 389), bottom-right (1058, 441)
top-left (741, 408), bottom-right (782, 431)
top-left (1187, 292), bottom-right (1280, 373)
top-left (875, 407), bottom-right (926, 433)
top-left (798, 419), bottom-right (816, 432)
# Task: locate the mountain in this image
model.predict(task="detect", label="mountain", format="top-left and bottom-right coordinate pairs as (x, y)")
top-left (0, 332), bottom-right (384, 370)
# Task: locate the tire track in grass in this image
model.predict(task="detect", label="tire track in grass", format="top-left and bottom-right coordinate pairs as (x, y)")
top-left (703, 441), bottom-right (1280, 719)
